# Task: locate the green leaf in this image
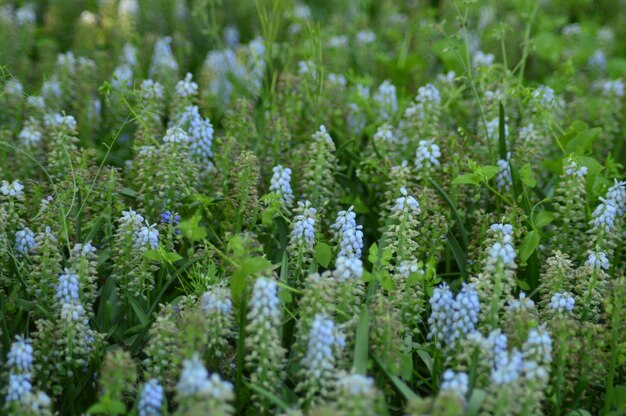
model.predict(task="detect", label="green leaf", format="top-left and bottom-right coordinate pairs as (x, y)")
top-left (372, 353), bottom-right (420, 401)
top-left (478, 165), bottom-right (500, 180)
top-left (467, 388), bottom-right (487, 416)
top-left (179, 214), bottom-right (207, 242)
top-left (142, 250), bottom-right (162, 261)
top-left (231, 257), bottom-right (274, 302)
top-left (376, 270), bottom-right (395, 291)
top-left (127, 296), bottom-right (149, 327)
top-left (166, 252), bottom-right (183, 262)
top-left (447, 231), bottom-right (467, 279)
top-left (517, 279), bottom-right (530, 291)
top-left (519, 231), bottom-right (540, 263)
top-left (519, 164), bottom-right (537, 188)
top-left (452, 173), bottom-right (480, 185)
top-left (367, 243), bottom-right (379, 264)
top-left (314, 242), bottom-right (332, 268)
top-left (533, 211), bottom-right (556, 228)
top-left (353, 307), bottom-right (370, 375)
top-left (566, 127), bottom-right (601, 154)
top-left (498, 102), bottom-right (507, 160)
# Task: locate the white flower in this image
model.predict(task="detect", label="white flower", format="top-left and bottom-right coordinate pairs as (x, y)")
top-left (289, 200), bottom-right (317, 250)
top-left (177, 355), bottom-right (233, 399)
top-left (415, 139), bottom-right (441, 170)
top-left (331, 206), bottom-right (363, 258)
top-left (440, 370), bottom-right (468, 399)
top-left (303, 314), bottom-right (339, 379)
top-left (336, 373), bottom-right (375, 396)
top-left (163, 127), bottom-right (190, 144)
top-left (250, 278), bottom-right (280, 323)
top-left (564, 161), bottom-right (587, 177)
top-left (112, 64), bottom-right (133, 89)
top-left (334, 256), bottom-right (363, 281)
top-left (15, 227), bottom-right (36, 255)
top-left (585, 251), bottom-right (609, 271)
top-left (201, 285), bottom-right (233, 315)
top-left (134, 224), bottom-right (159, 250)
top-left (328, 35), bottom-right (348, 48)
top-left (6, 373), bottom-right (32, 402)
top-left (120, 209), bottom-right (145, 229)
top-left (1, 180), bottom-right (24, 198)
top-left (374, 80), bottom-right (397, 121)
top-left (138, 379), bottom-right (164, 416)
top-left (140, 79), bottom-right (164, 100)
top-left (492, 349), bottom-right (523, 385)
top-left (496, 158), bottom-right (512, 191)
top-left (548, 292), bottom-right (575, 313)
top-left (356, 30), bottom-right (376, 44)
top-left (472, 50), bottom-right (495, 68)
top-left (18, 125), bottom-right (43, 147)
top-left (7, 336), bottom-right (33, 372)
top-left (597, 79), bottom-right (624, 97)
top-left (373, 123), bottom-right (396, 144)
top-left (56, 269), bottom-right (80, 305)
top-left (392, 187), bottom-right (420, 215)
top-left (269, 165), bottom-right (294, 207)
top-left (486, 117), bottom-right (508, 141)
top-left (175, 73), bottom-right (199, 97)
top-left (149, 37), bottom-right (179, 75)
top-left (508, 292), bottom-right (535, 311)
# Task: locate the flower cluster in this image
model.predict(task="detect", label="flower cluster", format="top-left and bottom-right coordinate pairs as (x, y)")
top-left (269, 165), bottom-right (294, 208)
top-left (428, 283), bottom-right (480, 348)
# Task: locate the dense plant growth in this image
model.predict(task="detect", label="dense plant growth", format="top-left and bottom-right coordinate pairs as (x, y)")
top-left (0, 0), bottom-right (625, 415)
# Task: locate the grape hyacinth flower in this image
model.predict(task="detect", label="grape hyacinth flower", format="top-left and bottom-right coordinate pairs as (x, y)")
top-left (15, 227), bottom-right (36, 255)
top-left (163, 126), bottom-right (190, 144)
top-left (289, 200), bottom-right (317, 254)
top-left (1, 180), bottom-right (24, 199)
top-left (18, 125), bottom-right (43, 147)
top-left (120, 209), bottom-right (145, 230)
top-left (548, 292), bottom-right (575, 313)
top-left (486, 117), bottom-right (508, 142)
top-left (508, 293), bottom-right (535, 312)
top-left (134, 223), bottom-right (159, 250)
top-left (161, 210), bottom-right (181, 235)
top-left (138, 379), bottom-right (164, 416)
top-left (300, 313), bottom-right (344, 405)
top-left (6, 336), bottom-right (34, 403)
top-left (333, 256), bottom-right (364, 281)
top-left (585, 251), bottom-right (609, 271)
top-left (414, 139), bottom-right (441, 170)
top-left (496, 158), bottom-right (512, 191)
top-left (201, 285), bottom-right (233, 315)
top-left (491, 349), bottom-right (523, 385)
top-left (428, 283), bottom-right (480, 348)
top-left (56, 269), bottom-right (80, 305)
top-left (249, 278), bottom-right (281, 325)
top-left (175, 106), bottom-right (214, 167)
top-left (393, 187), bottom-right (421, 215)
top-left (374, 80), bottom-right (397, 121)
top-left (472, 50), bottom-right (495, 68)
top-left (331, 206), bottom-right (364, 258)
top-left (7, 336), bottom-right (34, 372)
top-left (269, 165), bottom-right (294, 208)
top-left (149, 37), bottom-right (179, 76)
top-left (440, 370), bottom-right (469, 399)
top-left (175, 73), bottom-right (199, 98)
top-left (246, 277), bottom-right (285, 410)
top-left (176, 354), bottom-right (234, 401)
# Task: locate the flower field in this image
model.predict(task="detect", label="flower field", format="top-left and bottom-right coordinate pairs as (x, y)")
top-left (0, 0), bottom-right (625, 415)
